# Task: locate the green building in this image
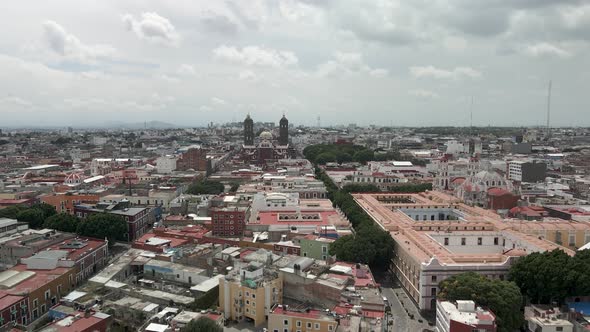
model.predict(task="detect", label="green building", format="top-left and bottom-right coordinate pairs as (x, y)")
top-left (300, 235), bottom-right (335, 260)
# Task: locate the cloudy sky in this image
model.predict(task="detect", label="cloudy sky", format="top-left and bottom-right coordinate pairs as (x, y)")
top-left (1, 0), bottom-right (589, 127)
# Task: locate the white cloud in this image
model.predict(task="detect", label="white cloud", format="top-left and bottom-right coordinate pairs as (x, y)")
top-left (369, 68), bottom-right (389, 78)
top-left (212, 45), bottom-right (298, 67)
top-left (42, 20), bottom-right (116, 63)
top-left (410, 66), bottom-right (482, 79)
top-left (524, 42), bottom-right (572, 58)
top-left (238, 70), bottom-right (259, 82)
top-left (177, 64), bottom-right (196, 76)
top-left (408, 89), bottom-right (439, 99)
top-left (316, 51), bottom-right (388, 78)
top-left (122, 12), bottom-right (180, 46)
top-left (211, 97), bottom-right (227, 106)
top-left (0, 96), bottom-right (34, 108)
top-left (199, 105), bottom-right (213, 112)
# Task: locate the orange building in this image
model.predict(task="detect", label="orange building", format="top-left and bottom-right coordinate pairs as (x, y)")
top-left (41, 193), bottom-right (100, 214)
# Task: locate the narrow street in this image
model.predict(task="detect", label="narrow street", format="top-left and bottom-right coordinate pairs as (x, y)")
top-left (378, 273), bottom-right (434, 332)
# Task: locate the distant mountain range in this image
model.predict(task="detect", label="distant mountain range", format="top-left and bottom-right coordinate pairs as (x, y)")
top-left (99, 120), bottom-right (184, 129)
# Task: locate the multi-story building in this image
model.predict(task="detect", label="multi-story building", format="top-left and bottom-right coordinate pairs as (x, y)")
top-left (504, 218), bottom-right (590, 251)
top-left (219, 262), bottom-right (283, 327)
top-left (0, 230), bottom-right (75, 268)
top-left (41, 193), bottom-right (100, 214)
top-left (435, 300), bottom-right (496, 332)
top-left (268, 305), bottom-right (338, 332)
top-left (0, 218), bottom-right (28, 238)
top-left (508, 160), bottom-right (547, 183)
top-left (354, 191), bottom-right (571, 310)
top-left (176, 146), bottom-right (208, 172)
top-left (156, 155), bottom-right (177, 174)
top-left (74, 201), bottom-right (151, 241)
top-left (211, 206), bottom-right (250, 237)
top-left (524, 305), bottom-right (573, 332)
top-left (0, 293), bottom-right (29, 328)
top-left (0, 264), bottom-right (77, 326)
top-left (299, 235), bottom-right (334, 260)
top-left (21, 237), bottom-right (108, 284)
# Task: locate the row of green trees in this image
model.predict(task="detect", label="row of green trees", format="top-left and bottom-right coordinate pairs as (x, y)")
top-left (341, 183), bottom-right (433, 194)
top-left (303, 143), bottom-right (428, 166)
top-left (303, 144), bottom-right (375, 165)
top-left (438, 272), bottom-right (523, 332)
top-left (438, 249), bottom-right (590, 332)
top-left (313, 168), bottom-right (394, 269)
top-left (0, 203), bottom-right (128, 245)
top-left (187, 180), bottom-right (225, 195)
top-left (508, 249), bottom-right (590, 304)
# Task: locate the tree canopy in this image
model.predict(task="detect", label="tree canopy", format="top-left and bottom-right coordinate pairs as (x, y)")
top-left (438, 272), bottom-right (523, 332)
top-left (181, 317), bottom-right (222, 332)
top-left (16, 209), bottom-right (45, 229)
top-left (303, 143), bottom-right (429, 166)
top-left (43, 213), bottom-right (80, 233)
top-left (77, 213), bottom-right (128, 244)
top-left (9, 203), bottom-right (57, 229)
top-left (316, 168), bottom-right (394, 269)
top-left (187, 180), bottom-right (225, 195)
top-left (508, 249), bottom-right (590, 305)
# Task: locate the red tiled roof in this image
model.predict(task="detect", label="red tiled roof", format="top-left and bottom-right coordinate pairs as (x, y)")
top-left (487, 187), bottom-right (510, 196)
top-left (0, 294), bottom-right (24, 310)
top-left (272, 307), bottom-right (323, 319)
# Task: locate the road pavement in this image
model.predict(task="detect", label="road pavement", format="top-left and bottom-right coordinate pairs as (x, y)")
top-left (381, 283), bottom-right (433, 332)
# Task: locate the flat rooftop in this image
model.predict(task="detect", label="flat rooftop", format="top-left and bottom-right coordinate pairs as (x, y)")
top-left (353, 192), bottom-right (573, 266)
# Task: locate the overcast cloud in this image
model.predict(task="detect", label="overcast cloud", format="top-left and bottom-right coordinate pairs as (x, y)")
top-left (0, 0), bottom-right (589, 127)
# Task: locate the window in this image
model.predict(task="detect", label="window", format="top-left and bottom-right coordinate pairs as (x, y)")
top-left (307, 322), bottom-right (312, 328)
top-left (246, 300), bottom-right (250, 305)
top-left (556, 328), bottom-right (563, 332)
top-left (45, 290), bottom-right (50, 300)
top-left (494, 237), bottom-right (499, 245)
top-left (431, 276), bottom-right (437, 283)
top-left (315, 323), bottom-right (320, 330)
top-left (252, 294), bottom-right (256, 299)
top-left (477, 237), bottom-right (482, 245)
top-left (297, 321), bottom-right (302, 327)
top-left (33, 299), bottom-right (38, 308)
top-left (284, 320), bottom-right (289, 325)
top-left (329, 325), bottom-right (334, 331)
top-left (246, 291), bottom-right (250, 297)
top-left (444, 237), bottom-right (449, 245)
top-left (431, 287), bottom-right (437, 296)
top-left (461, 238), bottom-right (466, 245)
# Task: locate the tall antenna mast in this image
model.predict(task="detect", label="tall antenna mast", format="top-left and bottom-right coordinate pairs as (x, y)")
top-left (546, 80), bottom-right (552, 136)
top-left (470, 96), bottom-right (474, 131)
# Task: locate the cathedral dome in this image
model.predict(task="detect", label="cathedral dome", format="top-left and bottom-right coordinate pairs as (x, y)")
top-left (259, 131), bottom-right (273, 140)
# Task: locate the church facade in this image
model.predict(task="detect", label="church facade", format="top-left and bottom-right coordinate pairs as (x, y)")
top-left (240, 115), bottom-right (295, 165)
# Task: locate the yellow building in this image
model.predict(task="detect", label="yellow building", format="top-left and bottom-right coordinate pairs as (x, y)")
top-left (506, 219), bottom-right (590, 250)
top-left (268, 305), bottom-right (338, 332)
top-left (219, 263), bottom-right (283, 327)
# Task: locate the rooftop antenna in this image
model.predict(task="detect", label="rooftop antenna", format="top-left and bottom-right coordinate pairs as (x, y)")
top-left (546, 80), bottom-right (552, 137)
